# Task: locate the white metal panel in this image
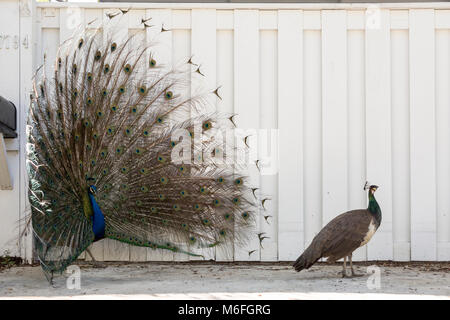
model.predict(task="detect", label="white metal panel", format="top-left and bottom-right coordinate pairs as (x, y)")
top-left (435, 29), bottom-right (450, 261)
top-left (347, 29), bottom-right (366, 261)
top-left (365, 9), bottom-right (393, 260)
top-left (409, 9), bottom-right (437, 261)
top-left (259, 26), bottom-right (278, 261)
top-left (303, 30), bottom-right (322, 249)
top-left (391, 29), bottom-right (411, 261)
top-left (321, 11), bottom-right (348, 228)
top-left (277, 10), bottom-right (303, 261)
top-left (233, 9), bottom-right (260, 261)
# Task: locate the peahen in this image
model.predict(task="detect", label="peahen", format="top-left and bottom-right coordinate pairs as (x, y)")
top-left (293, 182), bottom-right (381, 277)
top-left (27, 16), bottom-right (259, 283)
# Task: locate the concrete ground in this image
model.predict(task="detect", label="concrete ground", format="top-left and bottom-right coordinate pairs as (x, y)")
top-left (0, 262), bottom-right (449, 299)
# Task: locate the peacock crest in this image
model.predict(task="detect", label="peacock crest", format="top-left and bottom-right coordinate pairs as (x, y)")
top-left (27, 12), bottom-right (263, 283)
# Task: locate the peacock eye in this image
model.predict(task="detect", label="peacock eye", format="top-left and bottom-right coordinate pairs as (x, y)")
top-left (149, 58), bottom-right (156, 67)
top-left (111, 43), bottom-right (117, 52)
top-left (95, 51), bottom-right (102, 61)
top-left (165, 91), bottom-right (173, 100)
top-left (104, 64), bottom-right (110, 73)
top-left (138, 85), bottom-right (146, 95)
top-left (202, 121), bottom-right (212, 130)
top-left (124, 64), bottom-right (131, 73)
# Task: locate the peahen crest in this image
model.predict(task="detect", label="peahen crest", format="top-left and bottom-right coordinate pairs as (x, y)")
top-left (27, 13), bottom-right (260, 283)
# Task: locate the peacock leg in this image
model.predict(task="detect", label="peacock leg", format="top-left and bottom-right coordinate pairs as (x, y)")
top-left (349, 253), bottom-right (364, 277)
top-left (86, 248), bottom-right (105, 268)
top-left (86, 248), bottom-right (96, 261)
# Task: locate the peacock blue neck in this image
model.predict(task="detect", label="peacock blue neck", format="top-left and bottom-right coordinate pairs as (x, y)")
top-left (368, 192), bottom-right (382, 226)
top-left (88, 187), bottom-right (105, 241)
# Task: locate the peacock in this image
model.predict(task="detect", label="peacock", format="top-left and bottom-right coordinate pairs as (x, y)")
top-left (27, 14), bottom-right (259, 284)
top-left (293, 182), bottom-right (381, 278)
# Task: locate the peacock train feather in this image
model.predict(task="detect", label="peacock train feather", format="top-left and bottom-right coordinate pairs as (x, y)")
top-left (27, 15), bottom-right (260, 283)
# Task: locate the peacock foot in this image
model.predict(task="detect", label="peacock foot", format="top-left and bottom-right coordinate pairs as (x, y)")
top-left (90, 261), bottom-right (106, 269)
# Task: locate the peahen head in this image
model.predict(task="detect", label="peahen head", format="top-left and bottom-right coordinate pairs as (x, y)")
top-left (364, 181), bottom-right (381, 222)
top-left (364, 181), bottom-right (379, 195)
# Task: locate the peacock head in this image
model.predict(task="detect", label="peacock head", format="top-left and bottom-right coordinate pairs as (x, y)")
top-left (364, 181), bottom-right (379, 194)
top-left (89, 185), bottom-right (97, 195)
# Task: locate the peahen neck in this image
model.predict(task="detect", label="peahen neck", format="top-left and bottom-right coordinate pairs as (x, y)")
top-left (367, 192), bottom-right (382, 227)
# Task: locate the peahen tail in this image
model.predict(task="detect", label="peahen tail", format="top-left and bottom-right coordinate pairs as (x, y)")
top-left (27, 14), bottom-right (259, 280)
top-left (293, 243), bottom-right (322, 272)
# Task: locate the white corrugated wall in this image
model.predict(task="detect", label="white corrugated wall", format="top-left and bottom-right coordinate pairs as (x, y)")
top-left (0, 1), bottom-right (449, 262)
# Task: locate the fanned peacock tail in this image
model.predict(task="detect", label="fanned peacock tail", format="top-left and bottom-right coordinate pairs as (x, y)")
top-left (27, 15), bottom-right (259, 282)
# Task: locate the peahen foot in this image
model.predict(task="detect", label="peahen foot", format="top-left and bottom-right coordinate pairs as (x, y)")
top-left (338, 270), bottom-right (349, 278)
top-left (350, 269), bottom-right (365, 277)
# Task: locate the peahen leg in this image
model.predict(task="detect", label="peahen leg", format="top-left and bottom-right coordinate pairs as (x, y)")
top-left (339, 256), bottom-right (348, 278)
top-left (349, 253), bottom-right (364, 277)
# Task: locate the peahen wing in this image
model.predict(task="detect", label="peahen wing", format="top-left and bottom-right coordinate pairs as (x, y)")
top-left (320, 210), bottom-right (373, 261)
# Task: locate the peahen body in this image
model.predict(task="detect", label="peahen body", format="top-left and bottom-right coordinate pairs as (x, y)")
top-left (27, 16), bottom-right (258, 283)
top-left (293, 182), bottom-right (381, 277)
